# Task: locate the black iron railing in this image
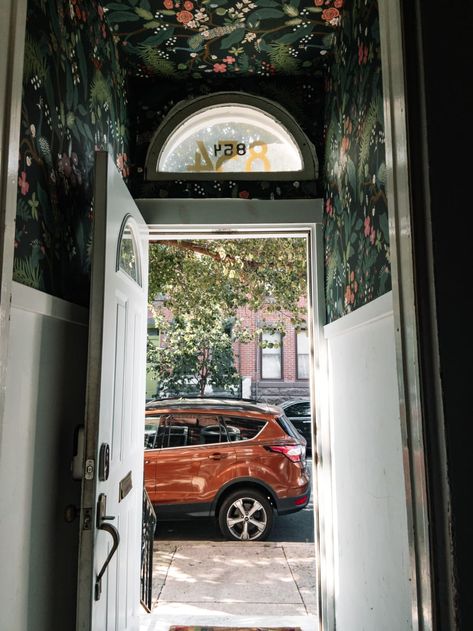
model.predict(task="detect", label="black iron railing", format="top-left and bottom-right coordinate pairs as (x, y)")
top-left (141, 488), bottom-right (157, 611)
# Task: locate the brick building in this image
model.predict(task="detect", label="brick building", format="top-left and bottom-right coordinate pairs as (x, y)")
top-left (233, 300), bottom-right (310, 405)
top-left (146, 299), bottom-right (309, 403)
top-left (146, 298), bottom-right (310, 405)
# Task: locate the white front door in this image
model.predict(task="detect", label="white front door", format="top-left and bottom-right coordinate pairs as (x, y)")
top-left (76, 152), bottom-right (149, 630)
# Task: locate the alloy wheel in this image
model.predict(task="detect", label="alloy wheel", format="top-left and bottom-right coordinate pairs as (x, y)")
top-left (225, 496), bottom-right (268, 541)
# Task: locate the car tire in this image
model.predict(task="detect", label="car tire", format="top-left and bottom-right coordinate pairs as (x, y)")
top-left (218, 488), bottom-right (273, 542)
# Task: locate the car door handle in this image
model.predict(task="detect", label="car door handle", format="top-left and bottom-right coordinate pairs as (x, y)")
top-left (208, 452), bottom-right (228, 460)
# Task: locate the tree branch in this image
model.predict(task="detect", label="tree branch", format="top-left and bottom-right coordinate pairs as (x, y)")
top-left (151, 239), bottom-right (259, 268)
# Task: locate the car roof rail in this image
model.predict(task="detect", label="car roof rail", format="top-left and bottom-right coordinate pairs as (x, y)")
top-left (146, 394), bottom-right (260, 404)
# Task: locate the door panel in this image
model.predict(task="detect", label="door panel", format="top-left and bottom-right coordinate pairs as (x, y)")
top-left (76, 152), bottom-right (148, 631)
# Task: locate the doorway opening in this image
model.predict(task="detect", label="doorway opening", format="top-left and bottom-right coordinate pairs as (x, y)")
top-left (138, 201), bottom-right (325, 630)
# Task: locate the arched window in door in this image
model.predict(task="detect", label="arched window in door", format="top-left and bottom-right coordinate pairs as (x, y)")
top-left (117, 216), bottom-right (142, 286)
top-left (144, 92), bottom-right (318, 181)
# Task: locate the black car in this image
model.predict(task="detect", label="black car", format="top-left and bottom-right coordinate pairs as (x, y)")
top-left (280, 399), bottom-right (313, 453)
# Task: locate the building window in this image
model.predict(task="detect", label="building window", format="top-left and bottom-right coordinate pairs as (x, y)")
top-left (148, 327), bottom-right (160, 347)
top-left (261, 332), bottom-right (282, 380)
top-left (296, 329), bottom-right (309, 380)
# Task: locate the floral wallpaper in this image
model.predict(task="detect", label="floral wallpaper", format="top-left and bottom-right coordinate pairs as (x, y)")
top-left (15, 0), bottom-right (389, 319)
top-left (15, 0), bottom-right (129, 305)
top-left (323, 0), bottom-right (390, 322)
top-left (128, 75), bottom-right (324, 200)
top-left (102, 0), bottom-right (345, 79)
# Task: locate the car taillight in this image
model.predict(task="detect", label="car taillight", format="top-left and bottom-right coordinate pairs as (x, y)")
top-left (266, 444), bottom-right (303, 463)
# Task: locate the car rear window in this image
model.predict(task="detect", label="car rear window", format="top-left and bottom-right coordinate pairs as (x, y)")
top-left (277, 414), bottom-right (302, 440)
top-left (221, 416), bottom-right (266, 441)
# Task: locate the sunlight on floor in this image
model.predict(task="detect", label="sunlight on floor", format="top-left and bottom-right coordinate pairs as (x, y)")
top-left (139, 541), bottom-right (317, 631)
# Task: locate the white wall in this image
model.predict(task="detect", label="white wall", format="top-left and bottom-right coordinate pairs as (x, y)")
top-left (324, 292), bottom-right (412, 630)
top-left (0, 283), bottom-right (88, 631)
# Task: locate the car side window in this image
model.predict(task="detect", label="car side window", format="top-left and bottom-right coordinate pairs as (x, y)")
top-left (154, 414), bottom-right (229, 448)
top-left (144, 428), bottom-right (157, 449)
top-left (198, 415), bottom-right (229, 445)
top-left (222, 416), bottom-right (266, 441)
top-left (144, 417), bottom-right (161, 449)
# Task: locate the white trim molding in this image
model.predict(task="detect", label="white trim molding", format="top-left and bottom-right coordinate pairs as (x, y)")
top-left (379, 1), bottom-right (433, 629)
top-left (11, 282), bottom-right (89, 327)
top-left (0, 0), bottom-right (27, 449)
top-left (323, 291), bottom-right (393, 340)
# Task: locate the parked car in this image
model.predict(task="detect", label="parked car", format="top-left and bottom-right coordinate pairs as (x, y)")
top-left (144, 397), bottom-right (310, 541)
top-left (280, 399), bottom-right (313, 453)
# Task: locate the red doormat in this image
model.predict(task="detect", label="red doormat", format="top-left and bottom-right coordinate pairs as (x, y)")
top-left (169, 627), bottom-right (302, 631)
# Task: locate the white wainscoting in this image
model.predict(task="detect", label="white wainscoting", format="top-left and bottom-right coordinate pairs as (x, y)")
top-left (324, 291), bottom-right (412, 630)
top-left (0, 283), bottom-right (88, 631)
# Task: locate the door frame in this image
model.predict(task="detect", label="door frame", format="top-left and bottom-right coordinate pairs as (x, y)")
top-left (0, 2), bottom-right (441, 630)
top-left (378, 3), bottom-right (438, 629)
top-left (138, 197), bottom-right (333, 631)
top-left (0, 0), bottom-right (27, 449)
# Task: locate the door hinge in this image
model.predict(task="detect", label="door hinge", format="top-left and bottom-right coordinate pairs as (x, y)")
top-left (84, 459), bottom-right (95, 480)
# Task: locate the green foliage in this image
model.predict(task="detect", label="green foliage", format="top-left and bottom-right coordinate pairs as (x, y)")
top-left (357, 99), bottom-right (378, 186)
top-left (268, 43), bottom-right (300, 73)
top-left (13, 256), bottom-right (43, 289)
top-left (147, 303), bottom-right (240, 397)
top-left (15, 0), bottom-right (129, 305)
top-left (89, 71), bottom-right (112, 108)
top-left (147, 238), bottom-right (307, 396)
top-left (23, 34), bottom-right (48, 83)
top-left (138, 45), bottom-right (176, 76)
top-left (148, 238), bottom-right (307, 331)
top-left (324, 0), bottom-right (391, 322)
top-left (102, 0), bottom-right (339, 78)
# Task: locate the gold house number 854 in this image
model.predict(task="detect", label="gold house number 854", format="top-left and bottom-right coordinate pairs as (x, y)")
top-left (186, 140), bottom-right (271, 173)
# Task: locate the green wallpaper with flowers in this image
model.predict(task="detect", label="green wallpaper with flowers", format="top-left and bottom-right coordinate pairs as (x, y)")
top-left (323, 0), bottom-right (390, 322)
top-left (15, 0), bottom-right (129, 305)
top-left (15, 0), bottom-right (388, 317)
top-left (101, 0), bottom-right (345, 79)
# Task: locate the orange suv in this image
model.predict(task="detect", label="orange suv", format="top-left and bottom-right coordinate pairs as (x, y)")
top-left (144, 398), bottom-right (310, 541)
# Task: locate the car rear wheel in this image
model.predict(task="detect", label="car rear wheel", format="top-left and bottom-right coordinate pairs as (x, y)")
top-left (218, 488), bottom-right (273, 541)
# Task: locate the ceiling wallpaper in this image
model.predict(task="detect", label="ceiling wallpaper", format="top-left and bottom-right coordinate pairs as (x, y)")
top-left (101, 0), bottom-right (345, 78)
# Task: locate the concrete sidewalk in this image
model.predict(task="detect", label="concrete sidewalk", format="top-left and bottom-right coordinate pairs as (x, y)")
top-left (140, 540), bottom-right (317, 631)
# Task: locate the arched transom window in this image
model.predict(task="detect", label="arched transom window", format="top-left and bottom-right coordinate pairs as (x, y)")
top-left (145, 92), bottom-right (318, 181)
